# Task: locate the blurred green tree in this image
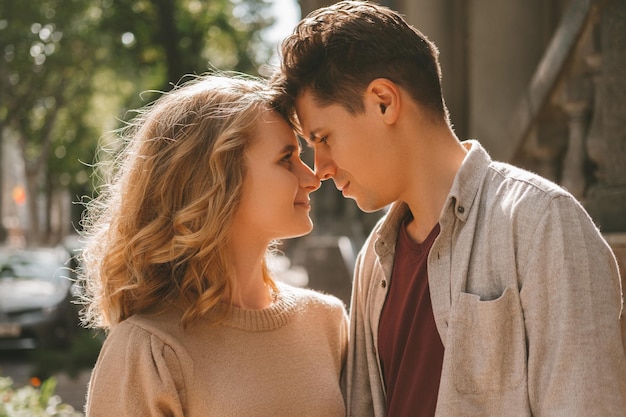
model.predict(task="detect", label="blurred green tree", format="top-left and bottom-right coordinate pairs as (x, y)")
top-left (99, 0), bottom-right (274, 91)
top-left (0, 0), bottom-right (275, 245)
top-left (0, 0), bottom-right (103, 244)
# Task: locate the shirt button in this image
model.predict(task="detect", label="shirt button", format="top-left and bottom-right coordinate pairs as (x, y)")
top-left (457, 205), bottom-right (465, 214)
top-left (381, 279), bottom-right (387, 288)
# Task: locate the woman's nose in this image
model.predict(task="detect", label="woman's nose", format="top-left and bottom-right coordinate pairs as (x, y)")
top-left (300, 161), bottom-right (321, 191)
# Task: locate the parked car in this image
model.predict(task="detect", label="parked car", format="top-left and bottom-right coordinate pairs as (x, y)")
top-left (0, 246), bottom-right (80, 349)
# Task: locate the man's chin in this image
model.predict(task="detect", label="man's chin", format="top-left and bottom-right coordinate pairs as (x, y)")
top-left (353, 197), bottom-right (387, 214)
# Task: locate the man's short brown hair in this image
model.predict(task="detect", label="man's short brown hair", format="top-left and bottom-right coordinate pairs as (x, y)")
top-left (272, 0), bottom-right (448, 128)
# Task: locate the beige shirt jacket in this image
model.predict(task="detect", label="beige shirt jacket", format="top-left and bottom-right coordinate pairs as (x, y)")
top-left (346, 140), bottom-right (626, 417)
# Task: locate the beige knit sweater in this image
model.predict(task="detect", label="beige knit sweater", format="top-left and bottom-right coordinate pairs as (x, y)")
top-left (86, 283), bottom-right (348, 416)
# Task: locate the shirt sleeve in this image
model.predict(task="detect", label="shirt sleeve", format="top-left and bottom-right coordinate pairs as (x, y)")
top-left (520, 194), bottom-right (626, 415)
top-left (86, 321), bottom-right (187, 417)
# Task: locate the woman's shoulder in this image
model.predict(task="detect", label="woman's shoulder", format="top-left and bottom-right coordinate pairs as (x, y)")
top-left (104, 307), bottom-right (187, 352)
top-left (96, 309), bottom-right (195, 381)
top-left (278, 282), bottom-right (348, 319)
top-left (88, 310), bottom-right (191, 415)
top-left (277, 283), bottom-right (348, 349)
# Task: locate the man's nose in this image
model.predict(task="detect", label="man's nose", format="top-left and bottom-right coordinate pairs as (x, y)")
top-left (314, 150), bottom-right (336, 180)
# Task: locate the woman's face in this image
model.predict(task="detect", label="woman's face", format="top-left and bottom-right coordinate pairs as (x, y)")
top-left (231, 110), bottom-right (320, 243)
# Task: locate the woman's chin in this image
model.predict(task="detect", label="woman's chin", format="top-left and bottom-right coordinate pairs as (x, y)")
top-left (280, 221), bottom-right (314, 240)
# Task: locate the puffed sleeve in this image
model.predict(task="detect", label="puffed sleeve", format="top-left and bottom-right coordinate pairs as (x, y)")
top-left (86, 320), bottom-right (188, 417)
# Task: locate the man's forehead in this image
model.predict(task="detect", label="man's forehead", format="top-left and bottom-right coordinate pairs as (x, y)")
top-left (294, 90), bottom-right (324, 136)
top-left (294, 89), bottom-right (318, 114)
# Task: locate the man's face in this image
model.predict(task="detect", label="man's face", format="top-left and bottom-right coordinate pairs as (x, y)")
top-left (295, 89), bottom-right (401, 213)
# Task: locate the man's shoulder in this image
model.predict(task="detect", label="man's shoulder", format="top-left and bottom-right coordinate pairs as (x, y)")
top-left (461, 140), bottom-right (571, 201)
top-left (465, 162), bottom-right (587, 239)
top-left (488, 160), bottom-right (569, 198)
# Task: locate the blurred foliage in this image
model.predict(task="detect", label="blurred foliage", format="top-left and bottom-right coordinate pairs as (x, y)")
top-left (97, 0), bottom-right (275, 91)
top-left (0, 0), bottom-right (275, 244)
top-left (0, 376), bottom-right (83, 416)
top-left (29, 328), bottom-right (105, 381)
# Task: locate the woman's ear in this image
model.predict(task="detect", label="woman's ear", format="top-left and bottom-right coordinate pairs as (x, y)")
top-left (365, 78), bottom-right (400, 124)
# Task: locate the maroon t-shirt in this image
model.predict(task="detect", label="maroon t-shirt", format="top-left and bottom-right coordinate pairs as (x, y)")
top-left (378, 219), bottom-right (444, 417)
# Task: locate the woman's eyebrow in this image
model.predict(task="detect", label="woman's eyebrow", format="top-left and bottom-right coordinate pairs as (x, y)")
top-left (280, 144), bottom-right (300, 154)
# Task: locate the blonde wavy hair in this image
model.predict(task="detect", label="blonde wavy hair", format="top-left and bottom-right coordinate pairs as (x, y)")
top-left (79, 74), bottom-right (278, 330)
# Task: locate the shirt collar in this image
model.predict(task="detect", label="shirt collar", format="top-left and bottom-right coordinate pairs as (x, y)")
top-left (446, 140), bottom-right (492, 223)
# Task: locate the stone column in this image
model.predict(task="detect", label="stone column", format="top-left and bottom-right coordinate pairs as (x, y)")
top-left (402, 0), bottom-right (469, 138)
top-left (467, 0), bottom-right (554, 160)
top-left (559, 42), bottom-right (595, 201)
top-left (580, 0), bottom-right (626, 353)
top-left (560, 101), bottom-right (589, 199)
top-left (583, 0), bottom-right (626, 234)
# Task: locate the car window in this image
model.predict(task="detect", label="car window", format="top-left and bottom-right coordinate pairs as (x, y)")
top-left (0, 250), bottom-right (69, 282)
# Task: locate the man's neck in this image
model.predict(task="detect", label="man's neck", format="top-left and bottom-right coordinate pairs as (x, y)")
top-left (400, 131), bottom-right (467, 243)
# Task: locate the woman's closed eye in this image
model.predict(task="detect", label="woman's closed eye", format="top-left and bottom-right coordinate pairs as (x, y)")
top-left (279, 144), bottom-right (303, 166)
top-left (281, 151), bottom-right (294, 164)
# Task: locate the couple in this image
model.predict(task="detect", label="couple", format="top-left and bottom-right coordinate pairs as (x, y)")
top-left (81, 1), bottom-right (626, 416)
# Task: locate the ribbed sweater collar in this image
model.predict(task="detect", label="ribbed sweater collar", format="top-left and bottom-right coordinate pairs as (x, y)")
top-left (220, 284), bottom-right (299, 332)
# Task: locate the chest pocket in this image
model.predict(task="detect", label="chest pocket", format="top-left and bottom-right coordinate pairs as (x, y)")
top-left (449, 285), bottom-right (526, 394)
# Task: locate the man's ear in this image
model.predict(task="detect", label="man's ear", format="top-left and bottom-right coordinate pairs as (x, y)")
top-left (365, 78), bottom-right (400, 124)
